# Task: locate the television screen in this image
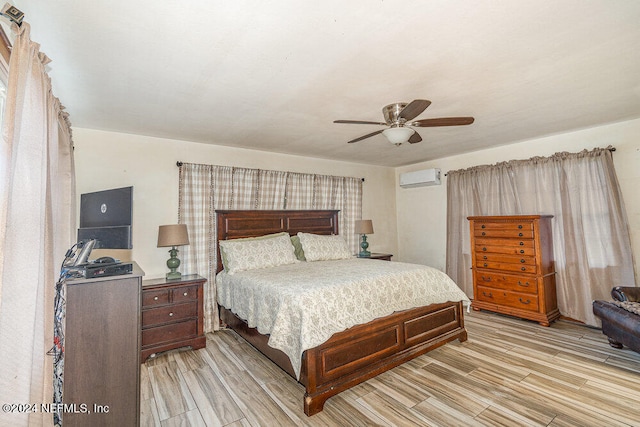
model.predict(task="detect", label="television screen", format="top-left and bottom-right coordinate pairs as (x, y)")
top-left (78, 186), bottom-right (133, 249)
top-left (80, 186), bottom-right (132, 228)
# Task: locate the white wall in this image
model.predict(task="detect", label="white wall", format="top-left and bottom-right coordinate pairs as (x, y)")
top-left (73, 128), bottom-right (398, 278)
top-left (395, 118), bottom-right (640, 282)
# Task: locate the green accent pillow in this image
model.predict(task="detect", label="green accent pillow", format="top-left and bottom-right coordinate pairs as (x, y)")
top-left (290, 235), bottom-right (306, 261)
top-left (220, 232), bottom-right (290, 271)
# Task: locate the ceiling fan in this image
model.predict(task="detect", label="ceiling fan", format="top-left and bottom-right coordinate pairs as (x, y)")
top-left (334, 99), bottom-right (474, 145)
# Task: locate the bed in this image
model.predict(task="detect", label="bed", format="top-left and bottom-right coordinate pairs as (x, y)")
top-left (215, 209), bottom-right (468, 416)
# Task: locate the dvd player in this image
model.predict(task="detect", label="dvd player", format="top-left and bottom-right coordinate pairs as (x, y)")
top-left (83, 262), bottom-right (133, 279)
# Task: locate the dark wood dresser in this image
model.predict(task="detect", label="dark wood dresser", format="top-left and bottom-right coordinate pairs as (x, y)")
top-left (63, 271), bottom-right (142, 426)
top-left (468, 215), bottom-right (560, 326)
top-left (141, 274), bottom-right (206, 362)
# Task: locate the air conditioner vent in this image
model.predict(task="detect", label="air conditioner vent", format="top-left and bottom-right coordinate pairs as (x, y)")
top-left (399, 168), bottom-right (441, 188)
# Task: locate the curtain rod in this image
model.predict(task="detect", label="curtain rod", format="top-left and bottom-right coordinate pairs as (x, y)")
top-left (443, 146), bottom-right (616, 176)
top-left (176, 161), bottom-right (365, 181)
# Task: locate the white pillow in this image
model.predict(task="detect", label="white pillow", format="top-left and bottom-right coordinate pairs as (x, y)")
top-left (297, 232), bottom-right (352, 262)
top-left (219, 233), bottom-right (297, 274)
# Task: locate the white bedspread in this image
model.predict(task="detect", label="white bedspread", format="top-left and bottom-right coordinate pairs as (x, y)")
top-left (216, 258), bottom-right (470, 379)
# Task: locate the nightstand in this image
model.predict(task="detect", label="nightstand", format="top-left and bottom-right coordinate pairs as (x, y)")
top-left (364, 253), bottom-right (393, 261)
top-left (141, 274), bottom-right (206, 362)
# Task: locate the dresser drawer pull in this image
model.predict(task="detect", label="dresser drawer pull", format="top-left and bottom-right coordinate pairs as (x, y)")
top-left (519, 242), bottom-right (524, 246)
top-left (483, 255), bottom-right (487, 260)
top-left (482, 232), bottom-right (486, 236)
top-left (519, 298), bottom-right (531, 305)
top-left (518, 224), bottom-right (523, 229)
top-left (481, 225), bottom-right (486, 229)
top-left (169, 312), bottom-right (174, 317)
top-left (520, 259), bottom-right (526, 263)
top-left (482, 247), bottom-right (487, 251)
top-left (517, 281), bottom-right (530, 287)
top-left (484, 263), bottom-right (488, 267)
top-left (521, 267), bottom-right (526, 271)
top-left (482, 291), bottom-right (493, 298)
top-left (481, 276), bottom-right (491, 282)
top-left (520, 249), bottom-right (524, 254)
top-left (154, 296), bottom-right (159, 301)
top-left (183, 292), bottom-right (188, 296)
top-left (518, 232), bottom-right (523, 237)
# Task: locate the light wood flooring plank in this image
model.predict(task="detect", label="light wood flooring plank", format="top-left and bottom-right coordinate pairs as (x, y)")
top-left (141, 309), bottom-right (640, 426)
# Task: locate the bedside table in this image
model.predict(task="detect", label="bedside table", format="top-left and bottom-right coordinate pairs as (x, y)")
top-left (141, 274), bottom-right (206, 362)
top-left (363, 253), bottom-right (393, 261)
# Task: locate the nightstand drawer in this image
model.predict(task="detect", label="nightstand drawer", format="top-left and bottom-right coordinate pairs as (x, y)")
top-left (172, 285), bottom-right (198, 303)
top-left (142, 320), bottom-right (197, 347)
top-left (142, 302), bottom-right (197, 327)
top-left (142, 289), bottom-right (170, 307)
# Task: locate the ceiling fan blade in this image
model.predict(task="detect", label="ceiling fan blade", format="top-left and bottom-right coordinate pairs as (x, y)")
top-left (334, 120), bottom-right (387, 125)
top-left (410, 117), bottom-right (475, 127)
top-left (398, 99), bottom-right (431, 121)
top-left (347, 129), bottom-right (384, 143)
top-left (408, 131), bottom-right (422, 144)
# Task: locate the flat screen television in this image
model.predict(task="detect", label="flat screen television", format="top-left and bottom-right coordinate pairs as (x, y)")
top-left (77, 186), bottom-right (133, 249)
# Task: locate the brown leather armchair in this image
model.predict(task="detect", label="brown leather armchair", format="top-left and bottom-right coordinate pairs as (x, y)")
top-left (593, 286), bottom-right (640, 353)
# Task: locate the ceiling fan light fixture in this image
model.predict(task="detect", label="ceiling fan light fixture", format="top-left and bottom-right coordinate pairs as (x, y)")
top-left (382, 127), bottom-right (414, 145)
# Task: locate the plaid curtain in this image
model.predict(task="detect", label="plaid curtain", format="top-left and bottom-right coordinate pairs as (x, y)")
top-left (179, 163), bottom-right (362, 332)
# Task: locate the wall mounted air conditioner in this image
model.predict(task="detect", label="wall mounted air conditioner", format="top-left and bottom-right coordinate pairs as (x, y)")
top-left (399, 168), bottom-right (441, 188)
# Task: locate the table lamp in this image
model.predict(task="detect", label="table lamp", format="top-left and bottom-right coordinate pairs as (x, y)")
top-left (157, 224), bottom-right (190, 279)
top-left (354, 219), bottom-right (374, 257)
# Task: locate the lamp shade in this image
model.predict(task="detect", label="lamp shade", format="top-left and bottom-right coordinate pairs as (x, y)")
top-left (157, 224), bottom-right (190, 247)
top-left (382, 127), bottom-right (414, 145)
top-left (354, 219), bottom-right (374, 235)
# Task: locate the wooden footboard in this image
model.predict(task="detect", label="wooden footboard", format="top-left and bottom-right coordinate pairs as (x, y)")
top-left (220, 301), bottom-right (467, 416)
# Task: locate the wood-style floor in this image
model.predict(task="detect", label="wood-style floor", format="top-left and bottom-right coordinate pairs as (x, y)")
top-left (140, 309), bottom-right (640, 426)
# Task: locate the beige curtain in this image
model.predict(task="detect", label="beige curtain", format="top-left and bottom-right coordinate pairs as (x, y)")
top-left (0, 23), bottom-right (75, 426)
top-left (178, 163), bottom-right (362, 332)
top-left (446, 147), bottom-right (635, 326)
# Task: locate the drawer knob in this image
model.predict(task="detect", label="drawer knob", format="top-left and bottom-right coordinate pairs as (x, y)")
top-left (520, 249), bottom-right (524, 254)
top-left (521, 267), bottom-right (526, 271)
top-left (481, 276), bottom-right (491, 282)
top-left (519, 298), bottom-right (531, 305)
top-left (169, 312), bottom-right (174, 317)
top-left (483, 263), bottom-right (488, 267)
top-left (154, 296), bottom-right (159, 301)
top-left (520, 259), bottom-right (525, 263)
top-left (483, 255), bottom-right (487, 260)
top-left (518, 281), bottom-right (530, 287)
top-left (183, 292), bottom-right (188, 296)
top-left (518, 232), bottom-right (523, 237)
top-left (482, 247), bottom-right (487, 251)
top-left (518, 225), bottom-right (523, 229)
top-left (481, 225), bottom-right (486, 229)
top-left (519, 242), bottom-right (524, 246)
top-left (482, 291), bottom-right (493, 298)
top-left (481, 232), bottom-right (486, 236)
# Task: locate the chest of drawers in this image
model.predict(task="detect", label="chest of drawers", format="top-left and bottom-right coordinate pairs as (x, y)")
top-left (141, 274), bottom-right (206, 362)
top-left (468, 215), bottom-right (560, 326)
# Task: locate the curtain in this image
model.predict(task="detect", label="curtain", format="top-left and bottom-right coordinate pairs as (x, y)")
top-left (179, 164), bottom-right (362, 332)
top-left (446, 147), bottom-right (635, 326)
top-left (0, 23), bottom-right (75, 426)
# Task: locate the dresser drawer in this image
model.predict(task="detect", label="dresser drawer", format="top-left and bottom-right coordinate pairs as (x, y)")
top-left (172, 285), bottom-right (198, 303)
top-left (478, 260), bottom-right (537, 274)
top-left (142, 289), bottom-right (170, 307)
top-left (475, 238), bottom-right (535, 255)
top-left (142, 302), bottom-right (197, 327)
top-left (473, 221), bottom-right (534, 239)
top-left (142, 319), bottom-right (197, 347)
top-left (476, 285), bottom-right (540, 312)
top-left (476, 252), bottom-right (536, 266)
top-left (475, 271), bottom-right (539, 294)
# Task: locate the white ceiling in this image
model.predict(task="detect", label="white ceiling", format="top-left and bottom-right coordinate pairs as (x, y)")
top-left (14, 0), bottom-right (640, 167)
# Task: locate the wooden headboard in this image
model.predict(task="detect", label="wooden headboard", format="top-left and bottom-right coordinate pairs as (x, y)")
top-left (214, 210), bottom-right (339, 273)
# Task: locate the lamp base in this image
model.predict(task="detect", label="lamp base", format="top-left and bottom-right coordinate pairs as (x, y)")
top-left (166, 247), bottom-right (182, 280)
top-left (166, 271), bottom-right (182, 280)
top-left (359, 234), bottom-right (371, 258)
